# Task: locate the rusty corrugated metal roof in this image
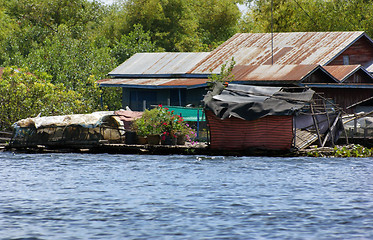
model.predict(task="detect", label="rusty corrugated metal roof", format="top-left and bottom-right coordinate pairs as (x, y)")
top-left (189, 31), bottom-right (366, 74)
top-left (323, 65), bottom-right (361, 82)
top-left (99, 65), bottom-right (320, 88)
top-left (98, 78), bottom-right (208, 89)
top-left (231, 64), bottom-right (319, 82)
top-left (109, 52), bottom-right (210, 76)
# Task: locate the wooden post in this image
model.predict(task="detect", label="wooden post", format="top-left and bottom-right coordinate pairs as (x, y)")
top-left (310, 103), bottom-right (323, 146)
top-left (322, 112), bottom-right (341, 147)
top-left (178, 89), bottom-right (182, 106)
top-left (293, 114), bottom-right (297, 148)
top-left (323, 99), bottom-right (334, 144)
top-left (343, 123), bottom-right (349, 145)
top-left (196, 109), bottom-right (200, 139)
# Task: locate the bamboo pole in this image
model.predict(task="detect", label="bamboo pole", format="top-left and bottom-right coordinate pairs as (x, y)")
top-left (310, 103), bottom-right (323, 146)
top-left (343, 109), bottom-right (373, 124)
top-left (322, 112), bottom-right (341, 147)
top-left (323, 99), bottom-right (334, 145)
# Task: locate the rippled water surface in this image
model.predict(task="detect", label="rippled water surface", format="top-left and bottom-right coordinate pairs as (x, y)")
top-left (0, 152), bottom-right (372, 239)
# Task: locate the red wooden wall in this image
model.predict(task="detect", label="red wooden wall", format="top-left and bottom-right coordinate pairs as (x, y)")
top-left (206, 110), bottom-right (294, 151)
top-left (329, 37), bottom-right (373, 66)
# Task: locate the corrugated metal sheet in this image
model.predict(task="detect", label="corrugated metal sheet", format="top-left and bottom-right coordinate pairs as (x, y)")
top-left (99, 64), bottom-right (373, 88)
top-left (109, 52), bottom-right (210, 76)
top-left (231, 64), bottom-right (319, 82)
top-left (98, 78), bottom-right (207, 88)
top-left (323, 65), bottom-right (360, 82)
top-left (190, 31), bottom-right (365, 74)
top-left (206, 110), bottom-right (293, 150)
top-left (366, 62), bottom-right (373, 72)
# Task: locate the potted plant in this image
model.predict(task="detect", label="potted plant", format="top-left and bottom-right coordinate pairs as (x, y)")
top-left (132, 117), bottom-right (149, 144)
top-left (132, 106), bottom-right (165, 145)
top-left (133, 105), bottom-right (197, 145)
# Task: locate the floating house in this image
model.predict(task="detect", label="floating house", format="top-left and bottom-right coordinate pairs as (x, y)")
top-left (98, 52), bottom-right (210, 110)
top-left (193, 31), bottom-right (373, 113)
top-left (99, 31), bottom-right (373, 113)
top-left (230, 64), bottom-right (373, 113)
top-left (203, 83), bottom-right (344, 151)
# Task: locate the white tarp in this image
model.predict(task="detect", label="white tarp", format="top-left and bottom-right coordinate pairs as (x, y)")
top-left (15, 111), bottom-right (115, 129)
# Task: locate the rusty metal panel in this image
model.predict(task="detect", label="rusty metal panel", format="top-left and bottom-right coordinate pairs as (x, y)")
top-left (98, 78), bottom-right (207, 88)
top-left (323, 65), bottom-right (360, 82)
top-left (189, 31), bottom-right (365, 74)
top-left (367, 63), bottom-right (373, 73)
top-left (206, 110), bottom-right (293, 150)
top-left (231, 64), bottom-right (318, 82)
top-left (109, 52), bottom-right (210, 76)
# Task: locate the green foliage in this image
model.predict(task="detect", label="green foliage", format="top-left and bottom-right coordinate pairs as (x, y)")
top-left (100, 87), bottom-right (122, 111)
top-left (0, 7), bottom-right (17, 45)
top-left (333, 145), bottom-right (373, 158)
top-left (0, 67), bottom-right (95, 131)
top-left (195, 0), bottom-right (241, 47)
top-left (305, 144), bottom-right (373, 158)
top-left (0, 0), bottom-right (243, 114)
top-left (125, 0), bottom-right (198, 51)
top-left (0, 0), bottom-right (239, 112)
top-left (208, 57), bottom-right (236, 83)
top-left (24, 25), bottom-right (114, 88)
top-left (5, 0), bottom-right (104, 37)
top-left (125, 0), bottom-right (240, 51)
top-left (112, 24), bottom-right (159, 64)
top-left (90, 2), bottom-right (130, 45)
top-left (241, 0), bottom-right (373, 37)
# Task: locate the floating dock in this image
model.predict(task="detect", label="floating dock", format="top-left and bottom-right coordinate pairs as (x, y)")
top-left (4, 140), bottom-right (297, 157)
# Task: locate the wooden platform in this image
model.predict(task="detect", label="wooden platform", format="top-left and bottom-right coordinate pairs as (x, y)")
top-left (4, 141), bottom-right (297, 156)
top-left (294, 129), bottom-right (318, 150)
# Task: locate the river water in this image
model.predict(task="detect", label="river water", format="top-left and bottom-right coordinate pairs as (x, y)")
top-left (0, 152), bottom-right (372, 239)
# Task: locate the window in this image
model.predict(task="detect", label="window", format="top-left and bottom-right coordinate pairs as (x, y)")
top-left (130, 90), bottom-right (157, 111)
top-left (343, 55), bottom-right (350, 65)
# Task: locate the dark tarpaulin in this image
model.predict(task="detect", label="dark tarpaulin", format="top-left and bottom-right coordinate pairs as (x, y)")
top-left (203, 83), bottom-right (315, 121)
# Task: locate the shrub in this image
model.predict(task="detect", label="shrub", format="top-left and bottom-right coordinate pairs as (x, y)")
top-left (132, 105), bottom-right (196, 142)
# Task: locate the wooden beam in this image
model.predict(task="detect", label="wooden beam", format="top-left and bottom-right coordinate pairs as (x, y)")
top-left (310, 103), bottom-right (323, 146)
top-left (322, 112), bottom-right (341, 147)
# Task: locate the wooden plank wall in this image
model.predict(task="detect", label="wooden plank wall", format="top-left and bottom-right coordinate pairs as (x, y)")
top-left (329, 37), bottom-right (373, 66)
top-left (315, 88), bottom-right (373, 113)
